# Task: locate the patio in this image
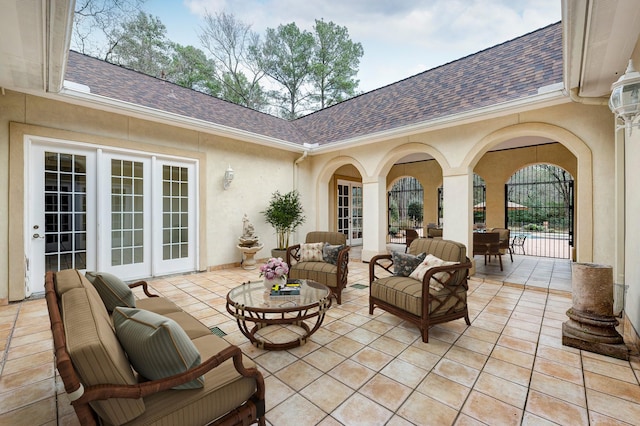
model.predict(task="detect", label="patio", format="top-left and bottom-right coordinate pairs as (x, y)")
top-left (1, 257), bottom-right (639, 425)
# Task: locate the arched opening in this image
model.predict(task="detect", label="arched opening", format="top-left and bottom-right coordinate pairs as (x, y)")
top-left (506, 164), bottom-right (574, 259)
top-left (387, 176), bottom-right (424, 244)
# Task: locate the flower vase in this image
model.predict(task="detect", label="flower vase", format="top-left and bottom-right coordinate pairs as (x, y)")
top-left (264, 276), bottom-right (286, 290)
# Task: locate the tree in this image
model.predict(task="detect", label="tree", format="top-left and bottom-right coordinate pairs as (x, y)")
top-left (199, 12), bottom-right (268, 110)
top-left (72, 0), bottom-right (147, 58)
top-left (166, 44), bottom-right (219, 95)
top-left (310, 19), bottom-right (363, 109)
top-left (255, 23), bottom-right (315, 119)
top-left (262, 190), bottom-right (306, 250)
top-left (407, 201), bottom-right (424, 226)
top-left (107, 12), bottom-right (171, 78)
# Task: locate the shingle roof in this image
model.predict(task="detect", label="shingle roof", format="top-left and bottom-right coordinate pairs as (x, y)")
top-left (63, 22), bottom-right (562, 147)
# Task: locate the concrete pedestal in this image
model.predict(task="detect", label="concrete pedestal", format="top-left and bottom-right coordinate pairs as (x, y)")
top-left (562, 262), bottom-right (629, 360)
top-left (238, 244), bottom-right (264, 270)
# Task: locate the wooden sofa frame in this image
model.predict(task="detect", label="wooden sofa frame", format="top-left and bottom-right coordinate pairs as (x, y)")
top-left (45, 271), bottom-right (266, 426)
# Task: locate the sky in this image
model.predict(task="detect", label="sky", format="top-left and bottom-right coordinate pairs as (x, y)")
top-left (145, 0), bottom-right (561, 93)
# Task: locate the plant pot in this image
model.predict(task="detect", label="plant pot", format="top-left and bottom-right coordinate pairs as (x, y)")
top-left (271, 248), bottom-right (287, 260)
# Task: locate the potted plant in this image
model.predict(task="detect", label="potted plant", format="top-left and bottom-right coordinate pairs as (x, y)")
top-left (262, 190), bottom-right (306, 258)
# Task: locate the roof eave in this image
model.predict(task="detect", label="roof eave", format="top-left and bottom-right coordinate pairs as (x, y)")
top-left (309, 85), bottom-right (570, 154)
top-left (56, 83), bottom-right (306, 152)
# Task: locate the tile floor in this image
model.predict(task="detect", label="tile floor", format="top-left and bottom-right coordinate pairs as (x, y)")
top-left (1, 256), bottom-right (640, 425)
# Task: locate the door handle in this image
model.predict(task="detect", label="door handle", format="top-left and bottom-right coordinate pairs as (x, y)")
top-left (33, 233), bottom-right (45, 239)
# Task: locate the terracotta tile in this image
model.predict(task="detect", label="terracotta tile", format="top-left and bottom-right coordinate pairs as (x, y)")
top-left (582, 356), bottom-right (637, 384)
top-left (455, 335), bottom-right (495, 355)
top-left (359, 374), bottom-right (412, 411)
top-left (274, 360), bottom-right (322, 391)
top-left (367, 334), bottom-right (409, 356)
top-left (535, 343), bottom-right (582, 368)
top-left (345, 327), bottom-right (383, 345)
top-left (397, 345), bottom-right (441, 370)
top-left (328, 359), bottom-right (376, 389)
top-left (483, 357), bottom-right (531, 387)
top-left (351, 346), bottom-right (393, 371)
top-left (530, 371), bottom-right (586, 407)
top-left (6, 340), bottom-right (52, 360)
top-left (0, 378), bottom-right (56, 413)
top-left (266, 393), bottom-right (326, 425)
top-left (424, 326), bottom-right (459, 343)
top-left (497, 334), bottom-right (538, 354)
top-left (325, 336), bottom-right (365, 357)
top-left (416, 372), bottom-right (471, 409)
top-left (501, 324), bottom-right (540, 343)
top-left (444, 345), bottom-right (488, 370)
top-left (398, 391), bottom-right (458, 425)
top-left (520, 412), bottom-right (560, 425)
top-left (584, 371), bottom-right (640, 404)
top-left (0, 363), bottom-right (54, 392)
top-left (303, 347), bottom-right (346, 372)
top-left (533, 357), bottom-right (583, 386)
top-left (433, 358), bottom-right (480, 387)
top-left (254, 349), bottom-right (298, 374)
top-left (454, 413), bottom-right (488, 425)
top-left (491, 345), bottom-right (535, 369)
top-left (323, 319), bottom-right (357, 335)
top-left (299, 375), bottom-right (354, 413)
top-left (263, 375), bottom-right (295, 411)
top-left (0, 396), bottom-right (57, 425)
top-left (463, 325), bottom-right (500, 344)
top-left (417, 336), bottom-right (452, 356)
top-left (384, 325), bottom-right (421, 344)
top-left (360, 318), bottom-right (395, 335)
top-left (586, 388), bottom-right (640, 424)
top-left (380, 358), bottom-right (428, 388)
top-left (525, 389), bottom-right (588, 425)
top-left (386, 415), bottom-right (415, 426)
top-left (588, 410), bottom-right (635, 425)
top-left (462, 390), bottom-right (522, 425)
top-left (332, 392), bottom-right (393, 425)
top-left (474, 372), bottom-right (528, 408)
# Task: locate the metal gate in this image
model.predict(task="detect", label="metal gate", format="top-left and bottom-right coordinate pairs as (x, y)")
top-left (388, 177), bottom-right (423, 243)
top-left (473, 174), bottom-right (486, 227)
top-left (505, 164), bottom-right (574, 259)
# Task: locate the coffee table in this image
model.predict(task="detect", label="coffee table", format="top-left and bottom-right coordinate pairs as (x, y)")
top-left (226, 279), bottom-right (332, 350)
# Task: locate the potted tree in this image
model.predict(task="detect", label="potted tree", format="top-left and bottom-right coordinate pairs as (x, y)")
top-left (262, 190), bottom-right (306, 258)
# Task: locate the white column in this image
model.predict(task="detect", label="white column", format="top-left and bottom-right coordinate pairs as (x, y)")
top-left (442, 170), bottom-right (473, 251)
top-left (361, 177), bottom-right (387, 262)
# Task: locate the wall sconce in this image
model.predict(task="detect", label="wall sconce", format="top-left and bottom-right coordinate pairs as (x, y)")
top-left (609, 59), bottom-right (640, 135)
top-left (223, 164), bottom-right (234, 190)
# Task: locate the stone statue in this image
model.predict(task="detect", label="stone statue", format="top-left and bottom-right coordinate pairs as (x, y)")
top-left (237, 214), bottom-right (263, 269)
top-left (239, 214), bottom-right (259, 247)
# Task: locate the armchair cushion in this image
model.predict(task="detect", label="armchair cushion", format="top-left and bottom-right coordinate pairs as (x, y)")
top-left (113, 307), bottom-right (204, 390)
top-left (86, 271), bottom-right (136, 312)
top-left (300, 242), bottom-right (325, 262)
top-left (392, 251), bottom-right (426, 277)
top-left (323, 243), bottom-right (345, 265)
top-left (409, 254), bottom-right (459, 291)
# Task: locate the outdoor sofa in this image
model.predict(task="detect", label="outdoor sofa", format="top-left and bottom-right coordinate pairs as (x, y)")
top-left (45, 269), bottom-right (265, 426)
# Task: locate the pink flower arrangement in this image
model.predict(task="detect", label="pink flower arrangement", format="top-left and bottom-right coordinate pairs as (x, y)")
top-left (259, 257), bottom-right (289, 280)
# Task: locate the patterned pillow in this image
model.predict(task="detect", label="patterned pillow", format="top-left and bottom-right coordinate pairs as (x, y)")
top-left (392, 251), bottom-right (426, 277)
top-left (112, 307), bottom-right (204, 389)
top-left (85, 271), bottom-right (136, 312)
top-left (323, 243), bottom-right (345, 265)
top-left (409, 254), bottom-right (459, 291)
top-left (300, 242), bottom-right (325, 262)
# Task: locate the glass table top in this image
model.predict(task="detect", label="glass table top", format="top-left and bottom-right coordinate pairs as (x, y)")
top-left (226, 279), bottom-right (330, 311)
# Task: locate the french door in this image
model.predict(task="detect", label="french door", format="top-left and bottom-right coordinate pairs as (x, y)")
top-left (337, 179), bottom-right (363, 246)
top-left (26, 139), bottom-right (197, 295)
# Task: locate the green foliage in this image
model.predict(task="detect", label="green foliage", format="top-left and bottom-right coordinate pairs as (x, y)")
top-left (166, 44), bottom-right (219, 94)
top-left (107, 12), bottom-right (171, 77)
top-left (262, 190), bottom-right (306, 249)
top-left (407, 201), bottom-right (423, 223)
top-left (389, 199), bottom-right (399, 223)
top-left (310, 19), bottom-right (364, 109)
top-left (256, 23), bottom-right (315, 119)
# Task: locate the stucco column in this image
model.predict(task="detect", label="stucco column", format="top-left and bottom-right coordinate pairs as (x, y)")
top-left (442, 169), bottom-right (473, 251)
top-left (361, 176), bottom-right (387, 262)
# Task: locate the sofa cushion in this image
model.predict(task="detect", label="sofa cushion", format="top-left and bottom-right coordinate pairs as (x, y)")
top-left (129, 334), bottom-right (259, 425)
top-left (323, 243), bottom-right (345, 265)
top-left (392, 251), bottom-right (426, 277)
top-left (290, 261), bottom-right (338, 288)
top-left (300, 242), bottom-right (325, 262)
top-left (113, 307), bottom-right (204, 389)
top-left (86, 271), bottom-right (136, 312)
top-left (61, 287), bottom-right (144, 424)
top-left (370, 276), bottom-right (466, 317)
top-left (409, 254), bottom-right (458, 290)
top-left (136, 296), bottom-right (183, 315)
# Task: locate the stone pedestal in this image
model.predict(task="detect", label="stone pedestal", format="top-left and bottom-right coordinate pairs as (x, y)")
top-left (562, 262), bottom-right (629, 360)
top-left (238, 244), bottom-right (264, 270)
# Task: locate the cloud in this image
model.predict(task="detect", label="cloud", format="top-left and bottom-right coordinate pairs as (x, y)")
top-left (181, 0), bottom-right (560, 91)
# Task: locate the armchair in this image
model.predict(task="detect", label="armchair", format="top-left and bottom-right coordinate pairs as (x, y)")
top-left (404, 229), bottom-right (419, 252)
top-left (369, 238), bottom-right (472, 342)
top-left (473, 231), bottom-right (503, 270)
top-left (490, 227), bottom-right (513, 262)
top-left (287, 231), bottom-right (350, 304)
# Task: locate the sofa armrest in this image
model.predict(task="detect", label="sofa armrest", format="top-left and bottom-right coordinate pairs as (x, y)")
top-left (286, 244), bottom-right (301, 265)
top-left (75, 345), bottom-right (265, 404)
top-left (128, 280), bottom-right (159, 298)
top-left (368, 254), bottom-right (393, 284)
